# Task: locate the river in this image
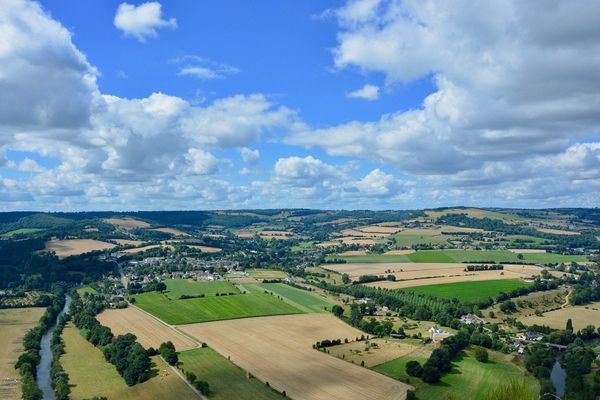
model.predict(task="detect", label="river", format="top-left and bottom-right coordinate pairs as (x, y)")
top-left (36, 295), bottom-right (71, 400)
top-left (550, 359), bottom-right (566, 398)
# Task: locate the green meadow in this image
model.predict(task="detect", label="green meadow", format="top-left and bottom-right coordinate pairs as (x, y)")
top-left (163, 279), bottom-right (238, 299)
top-left (131, 291), bottom-right (302, 324)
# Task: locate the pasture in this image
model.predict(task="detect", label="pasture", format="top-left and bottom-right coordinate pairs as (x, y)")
top-left (179, 348), bottom-right (283, 400)
top-left (44, 239), bottom-right (116, 258)
top-left (0, 307), bottom-right (45, 400)
top-left (163, 279), bottom-right (238, 299)
top-left (61, 324), bottom-right (198, 400)
top-left (132, 292), bottom-right (302, 324)
top-left (150, 227), bottom-right (189, 236)
top-left (375, 348), bottom-right (538, 399)
top-left (96, 307), bottom-right (197, 351)
top-left (519, 301), bottom-right (600, 330)
top-left (254, 283), bottom-right (338, 313)
top-left (0, 228), bottom-right (43, 238)
top-left (399, 279), bottom-right (531, 303)
top-left (180, 314), bottom-right (410, 400)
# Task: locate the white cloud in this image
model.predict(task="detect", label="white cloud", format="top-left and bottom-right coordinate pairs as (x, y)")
top-left (346, 84), bottom-right (379, 100)
top-left (290, 0), bottom-right (600, 192)
top-left (114, 2), bottom-right (176, 42)
top-left (175, 56), bottom-right (240, 80)
top-left (240, 147), bottom-right (260, 164)
top-left (17, 158), bottom-right (44, 173)
top-left (185, 148), bottom-right (219, 175)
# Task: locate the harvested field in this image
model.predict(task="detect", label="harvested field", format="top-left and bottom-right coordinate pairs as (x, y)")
top-left (150, 227), bottom-right (189, 236)
top-left (44, 239), bottom-right (116, 258)
top-left (366, 272), bottom-right (529, 290)
top-left (340, 229), bottom-right (388, 238)
top-left (179, 314), bottom-right (409, 400)
top-left (104, 217), bottom-right (151, 229)
top-left (186, 245), bottom-right (221, 252)
top-left (97, 307), bottom-right (197, 351)
top-left (355, 225), bottom-right (401, 234)
top-left (385, 249), bottom-right (415, 255)
top-left (486, 288), bottom-right (566, 323)
top-left (508, 248), bottom-right (546, 253)
top-left (327, 338), bottom-right (420, 367)
top-left (119, 244), bottom-right (174, 254)
top-left (61, 324), bottom-right (198, 400)
top-left (338, 250), bottom-right (368, 256)
top-left (113, 239), bottom-right (144, 246)
top-left (0, 307), bottom-right (45, 400)
top-left (325, 262), bottom-right (483, 277)
top-left (519, 302), bottom-right (600, 330)
top-left (535, 227), bottom-right (580, 235)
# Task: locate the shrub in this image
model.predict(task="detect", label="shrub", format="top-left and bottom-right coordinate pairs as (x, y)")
top-left (474, 347), bottom-right (489, 363)
top-left (405, 360), bottom-right (423, 377)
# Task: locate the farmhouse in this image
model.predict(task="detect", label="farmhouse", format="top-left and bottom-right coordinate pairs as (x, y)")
top-left (460, 313), bottom-right (480, 325)
top-left (518, 331), bottom-right (543, 341)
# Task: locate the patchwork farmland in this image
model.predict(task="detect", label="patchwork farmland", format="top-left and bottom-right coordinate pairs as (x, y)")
top-left (179, 314), bottom-right (410, 400)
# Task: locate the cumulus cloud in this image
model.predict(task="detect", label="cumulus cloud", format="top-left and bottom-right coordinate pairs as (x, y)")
top-left (16, 158), bottom-right (44, 173)
top-left (240, 147), bottom-right (260, 164)
top-left (114, 2), bottom-right (176, 42)
top-left (346, 84), bottom-right (379, 100)
top-left (290, 0), bottom-right (600, 193)
top-left (185, 149), bottom-right (219, 175)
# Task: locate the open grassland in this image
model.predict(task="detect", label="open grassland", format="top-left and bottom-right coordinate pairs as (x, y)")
top-left (61, 324), bottom-right (198, 400)
top-left (252, 283), bottom-right (338, 313)
top-left (180, 314), bottom-right (410, 400)
top-left (104, 217), bottom-right (151, 229)
top-left (44, 239), bottom-right (116, 257)
top-left (179, 348), bottom-right (283, 400)
top-left (331, 249), bottom-right (587, 264)
top-left (0, 307), bottom-right (45, 400)
top-left (519, 301), bottom-right (600, 330)
top-left (76, 286), bottom-right (97, 296)
top-left (96, 307), bottom-right (197, 351)
top-left (247, 269), bottom-right (288, 279)
top-left (132, 292), bottom-right (302, 324)
top-left (535, 227), bottom-right (580, 235)
top-left (399, 279), bottom-right (531, 303)
top-left (163, 279), bottom-right (238, 299)
top-left (486, 288), bottom-right (566, 323)
top-left (113, 239), bottom-right (144, 246)
top-left (185, 244), bottom-right (222, 252)
top-left (0, 228), bottom-right (43, 238)
top-left (375, 348), bottom-right (537, 400)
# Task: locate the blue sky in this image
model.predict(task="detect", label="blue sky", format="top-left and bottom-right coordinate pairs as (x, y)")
top-left (1, 0), bottom-right (600, 210)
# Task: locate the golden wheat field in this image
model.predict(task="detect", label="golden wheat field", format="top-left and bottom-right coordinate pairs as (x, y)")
top-left (44, 239), bottom-right (116, 258)
top-left (179, 314), bottom-right (410, 400)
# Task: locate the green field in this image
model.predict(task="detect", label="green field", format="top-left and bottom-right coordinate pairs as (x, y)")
top-left (331, 249), bottom-right (587, 264)
top-left (76, 286), bottom-right (97, 296)
top-left (132, 292), bottom-right (302, 324)
top-left (291, 241), bottom-right (315, 252)
top-left (163, 279), bottom-right (238, 299)
top-left (61, 324), bottom-right (196, 400)
top-left (247, 269), bottom-right (288, 279)
top-left (401, 279), bottom-right (531, 303)
top-left (392, 234), bottom-right (449, 247)
top-left (179, 348), bottom-right (282, 400)
top-left (374, 348), bottom-right (538, 399)
top-left (255, 283), bottom-right (338, 313)
top-left (0, 228), bottom-right (43, 238)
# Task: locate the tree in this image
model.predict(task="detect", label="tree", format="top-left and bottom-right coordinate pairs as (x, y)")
top-left (159, 341), bottom-right (179, 366)
top-left (406, 390), bottom-right (416, 400)
top-left (342, 274), bottom-right (351, 284)
top-left (474, 347), bottom-right (488, 363)
top-left (499, 300), bottom-right (517, 314)
top-left (349, 303), bottom-right (362, 326)
top-left (405, 360), bottom-right (423, 377)
top-left (421, 364), bottom-right (441, 383)
top-left (566, 318), bottom-right (573, 331)
top-left (332, 305), bottom-right (344, 317)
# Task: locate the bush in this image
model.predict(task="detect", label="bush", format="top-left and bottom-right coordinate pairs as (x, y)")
top-left (194, 380), bottom-right (210, 395)
top-left (405, 360), bottom-right (423, 377)
top-left (421, 364), bottom-right (441, 383)
top-left (406, 390), bottom-right (416, 400)
top-left (474, 347), bottom-right (488, 363)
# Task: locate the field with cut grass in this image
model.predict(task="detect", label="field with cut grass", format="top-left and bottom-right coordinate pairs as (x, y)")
top-left (96, 306), bottom-right (197, 351)
top-left (44, 239), bottom-right (116, 258)
top-left (0, 307), bottom-right (45, 400)
top-left (163, 279), bottom-right (238, 299)
top-left (179, 348), bottom-right (283, 400)
top-left (375, 348), bottom-right (538, 400)
top-left (254, 283), bottom-right (338, 312)
top-left (132, 292), bottom-right (302, 324)
top-left (330, 249), bottom-right (587, 264)
top-left (247, 269), bottom-right (288, 279)
top-left (104, 217), bottom-right (151, 229)
top-left (519, 301), bottom-right (600, 330)
top-left (400, 279), bottom-right (531, 303)
top-left (151, 227), bottom-right (189, 236)
top-left (61, 324), bottom-right (198, 400)
top-left (119, 244), bottom-right (174, 254)
top-left (180, 314), bottom-right (410, 400)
